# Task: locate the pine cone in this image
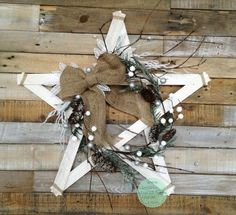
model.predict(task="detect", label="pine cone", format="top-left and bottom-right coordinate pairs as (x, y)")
top-left (91, 151), bottom-right (117, 173)
top-left (149, 124), bottom-right (160, 142)
top-left (140, 86), bottom-right (157, 103)
top-left (162, 128), bottom-right (176, 142)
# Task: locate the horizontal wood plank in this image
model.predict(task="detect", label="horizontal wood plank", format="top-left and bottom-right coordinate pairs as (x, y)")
top-left (0, 3), bottom-right (39, 31)
top-left (0, 31), bottom-right (163, 54)
top-left (0, 144), bottom-right (235, 174)
top-left (171, 0), bottom-right (236, 10)
top-left (0, 74), bottom-right (235, 105)
top-left (0, 100), bottom-right (235, 127)
top-left (1, 52), bottom-right (236, 79)
top-left (1, 171), bottom-right (236, 196)
top-left (0, 31), bottom-right (235, 57)
top-left (39, 6), bottom-right (236, 36)
top-left (34, 172), bottom-right (236, 195)
top-left (157, 56), bottom-right (236, 79)
top-left (0, 122), bottom-right (235, 148)
top-left (0, 171), bottom-right (33, 192)
top-left (164, 36), bottom-right (236, 57)
top-left (0, 0), bottom-right (170, 9)
top-left (0, 52), bottom-right (97, 74)
top-left (1, 192), bottom-right (236, 215)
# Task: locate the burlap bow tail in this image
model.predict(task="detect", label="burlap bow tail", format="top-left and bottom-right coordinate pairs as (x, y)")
top-left (60, 53), bottom-right (153, 146)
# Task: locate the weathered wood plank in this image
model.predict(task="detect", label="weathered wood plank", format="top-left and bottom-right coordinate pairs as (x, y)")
top-left (1, 52), bottom-right (236, 79)
top-left (0, 122), bottom-right (235, 148)
top-left (0, 3), bottom-right (39, 31)
top-left (0, 52), bottom-right (97, 74)
top-left (0, 171), bottom-right (33, 192)
top-left (164, 36), bottom-right (236, 57)
top-left (157, 56), bottom-right (236, 79)
top-left (35, 172), bottom-right (236, 196)
top-left (0, 100), bottom-right (235, 127)
top-left (179, 104), bottom-right (236, 127)
top-left (0, 31), bottom-right (234, 57)
top-left (0, 192), bottom-right (235, 215)
top-left (0, 31), bottom-right (163, 54)
top-left (0, 0), bottom-right (170, 9)
top-left (171, 0), bottom-right (236, 10)
top-left (39, 6), bottom-right (236, 36)
top-left (0, 144), bottom-right (235, 174)
top-left (1, 171), bottom-right (236, 196)
top-left (1, 74), bottom-right (235, 104)
top-left (0, 100), bottom-right (52, 122)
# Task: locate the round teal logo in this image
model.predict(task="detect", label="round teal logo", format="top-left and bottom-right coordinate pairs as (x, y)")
top-left (137, 178), bottom-right (167, 208)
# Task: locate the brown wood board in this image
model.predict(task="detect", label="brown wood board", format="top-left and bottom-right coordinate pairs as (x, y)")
top-left (39, 6), bottom-right (236, 36)
top-left (1, 52), bottom-right (236, 79)
top-left (0, 192), bottom-right (235, 214)
top-left (1, 73), bottom-right (235, 105)
top-left (0, 100), bottom-right (235, 127)
top-left (0, 0), bottom-right (170, 9)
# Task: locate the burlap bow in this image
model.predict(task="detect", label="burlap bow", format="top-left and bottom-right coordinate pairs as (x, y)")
top-left (60, 53), bottom-right (153, 146)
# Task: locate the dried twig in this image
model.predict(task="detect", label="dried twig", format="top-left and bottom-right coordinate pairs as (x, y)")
top-left (115, 0), bottom-right (163, 55)
top-left (163, 30), bottom-right (195, 55)
top-left (172, 36), bottom-right (206, 69)
top-left (99, 19), bottom-right (112, 53)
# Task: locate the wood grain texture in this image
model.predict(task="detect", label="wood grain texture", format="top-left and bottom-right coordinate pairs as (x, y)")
top-left (34, 172), bottom-right (236, 195)
top-left (1, 171), bottom-right (236, 196)
top-left (0, 171), bottom-right (33, 192)
top-left (0, 52), bottom-right (97, 74)
top-left (157, 56), bottom-right (236, 79)
top-left (1, 52), bottom-right (236, 79)
top-left (171, 0), bottom-right (236, 10)
top-left (164, 36), bottom-right (236, 57)
top-left (0, 192), bottom-right (235, 215)
top-left (0, 0), bottom-right (170, 9)
top-left (0, 144), bottom-right (236, 174)
top-left (1, 122), bottom-right (235, 148)
top-left (0, 3), bottom-right (39, 31)
top-left (0, 31), bottom-right (235, 57)
top-left (0, 31), bottom-right (163, 54)
top-left (1, 73), bottom-right (235, 105)
top-left (0, 100), bottom-right (52, 122)
top-left (0, 100), bottom-right (235, 127)
top-left (39, 6), bottom-right (236, 36)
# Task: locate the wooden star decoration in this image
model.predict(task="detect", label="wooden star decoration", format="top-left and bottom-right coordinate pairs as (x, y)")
top-left (17, 11), bottom-right (210, 197)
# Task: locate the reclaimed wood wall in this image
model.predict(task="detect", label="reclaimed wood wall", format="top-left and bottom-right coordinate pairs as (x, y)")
top-left (0, 0), bottom-right (235, 214)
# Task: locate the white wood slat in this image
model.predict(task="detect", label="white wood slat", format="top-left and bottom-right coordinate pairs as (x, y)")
top-left (50, 134), bottom-right (82, 196)
top-left (65, 120), bottom-right (148, 189)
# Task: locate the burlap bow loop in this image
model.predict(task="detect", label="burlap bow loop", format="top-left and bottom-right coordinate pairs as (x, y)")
top-left (60, 53), bottom-right (153, 146)
top-left (60, 53), bottom-right (128, 100)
